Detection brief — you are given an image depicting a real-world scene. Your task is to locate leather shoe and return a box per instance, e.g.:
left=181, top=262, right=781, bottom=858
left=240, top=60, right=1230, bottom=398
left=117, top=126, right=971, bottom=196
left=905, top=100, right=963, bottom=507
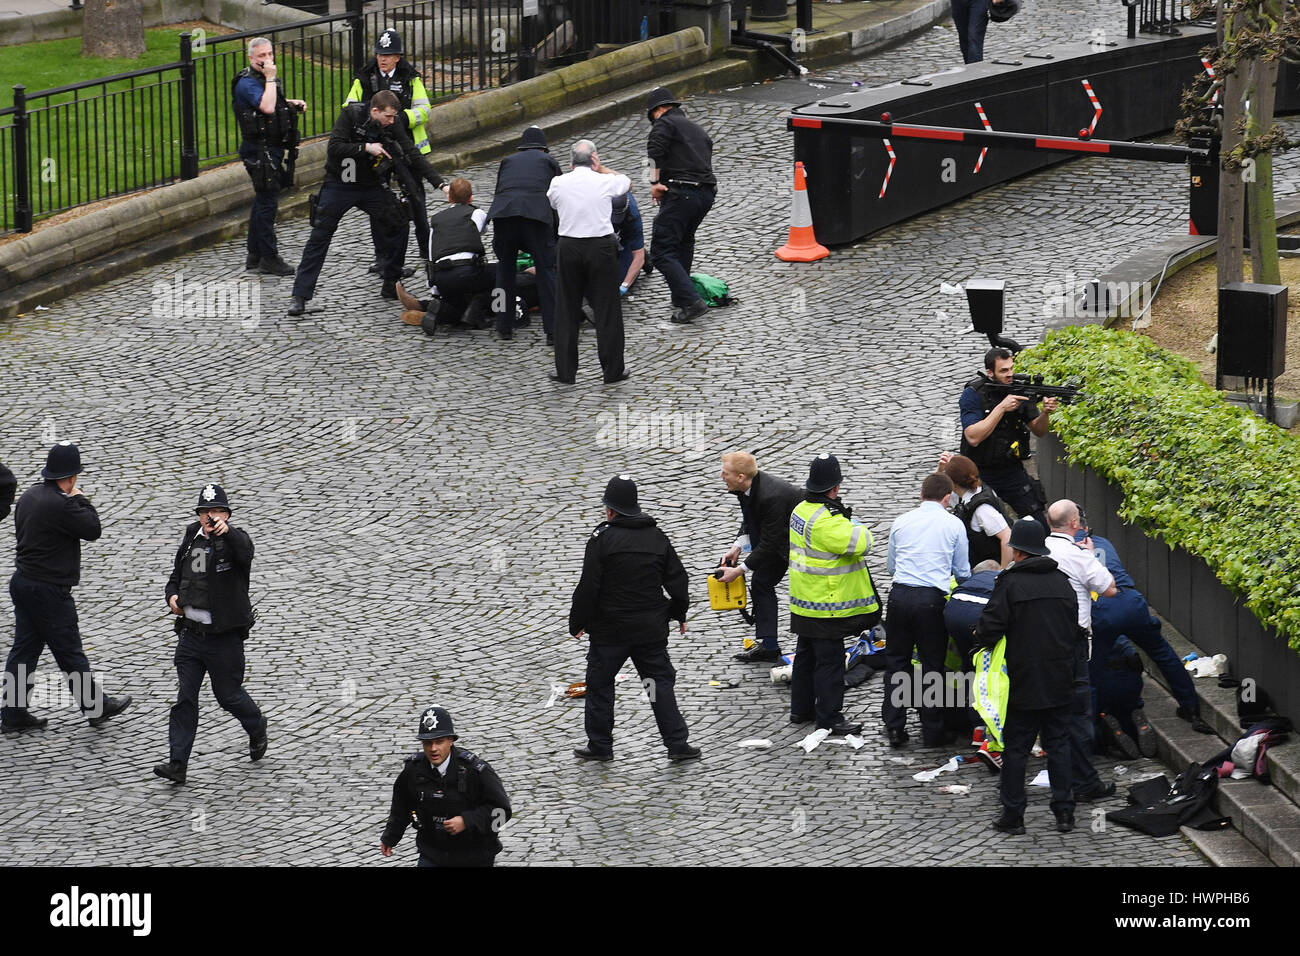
left=244, top=251, right=260, bottom=270
left=828, top=720, right=862, bottom=737
left=88, top=695, right=131, bottom=728
left=498, top=328, right=514, bottom=340
left=573, top=746, right=613, bottom=762
left=1055, top=809, right=1075, bottom=832
left=1076, top=781, right=1116, bottom=802
left=679, top=298, right=709, bottom=322
left=259, top=255, right=295, bottom=276
left=400, top=266, right=416, bottom=279
left=401, top=309, right=426, bottom=326
left=395, top=281, right=422, bottom=311
left=287, top=296, right=306, bottom=316
left=1, top=710, right=48, bottom=733
left=381, top=279, right=398, bottom=300
left=734, top=647, right=781, bottom=664
left=667, top=745, right=702, bottom=761
left=790, top=712, right=814, bottom=725
left=367, top=259, right=383, bottom=274
left=249, top=720, right=268, bottom=761
left=419, top=314, right=439, bottom=337
left=669, top=308, right=694, bottom=324
left=603, top=371, right=631, bottom=385
left=1177, top=706, right=1215, bottom=734
left=887, top=728, right=908, bottom=749
left=153, top=761, right=186, bottom=785
left=991, top=811, right=1026, bottom=835
left=548, top=373, right=575, bottom=385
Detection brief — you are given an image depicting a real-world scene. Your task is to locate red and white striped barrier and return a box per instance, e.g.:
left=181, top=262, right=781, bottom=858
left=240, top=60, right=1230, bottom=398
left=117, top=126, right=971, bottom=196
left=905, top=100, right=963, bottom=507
left=879, top=138, right=896, bottom=197
left=973, top=101, right=992, bottom=174
left=1081, top=79, right=1102, bottom=137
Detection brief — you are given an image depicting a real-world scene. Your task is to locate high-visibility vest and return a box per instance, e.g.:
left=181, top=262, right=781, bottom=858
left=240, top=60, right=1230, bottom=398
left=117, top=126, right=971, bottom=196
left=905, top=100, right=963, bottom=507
left=788, top=500, right=880, bottom=619
left=974, top=637, right=1009, bottom=750
left=344, top=70, right=432, bottom=155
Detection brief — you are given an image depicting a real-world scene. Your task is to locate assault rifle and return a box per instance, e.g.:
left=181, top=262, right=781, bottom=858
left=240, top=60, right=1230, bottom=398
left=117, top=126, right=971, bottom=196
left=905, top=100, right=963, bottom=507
left=985, top=373, right=1084, bottom=405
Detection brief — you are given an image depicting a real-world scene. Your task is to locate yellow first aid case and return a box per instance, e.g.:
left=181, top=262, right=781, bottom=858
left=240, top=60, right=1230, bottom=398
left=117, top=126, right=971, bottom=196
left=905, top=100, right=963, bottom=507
left=707, top=572, right=747, bottom=611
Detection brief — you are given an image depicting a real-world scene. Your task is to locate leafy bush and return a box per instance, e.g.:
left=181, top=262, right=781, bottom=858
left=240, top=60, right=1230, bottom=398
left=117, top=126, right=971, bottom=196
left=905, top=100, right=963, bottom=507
left=1018, top=325, right=1300, bottom=653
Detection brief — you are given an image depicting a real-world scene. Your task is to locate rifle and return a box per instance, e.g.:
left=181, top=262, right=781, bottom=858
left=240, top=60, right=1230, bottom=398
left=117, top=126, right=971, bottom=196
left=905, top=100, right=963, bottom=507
left=984, top=373, right=1084, bottom=405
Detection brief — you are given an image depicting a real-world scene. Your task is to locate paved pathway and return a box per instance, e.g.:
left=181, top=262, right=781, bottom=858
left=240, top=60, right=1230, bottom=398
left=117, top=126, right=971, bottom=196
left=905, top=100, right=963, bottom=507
left=0, top=0, right=1275, bottom=865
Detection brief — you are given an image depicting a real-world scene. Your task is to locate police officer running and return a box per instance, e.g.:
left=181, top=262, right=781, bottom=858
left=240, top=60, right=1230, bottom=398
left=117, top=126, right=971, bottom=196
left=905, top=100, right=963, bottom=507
left=153, top=484, right=266, bottom=785
left=233, top=37, right=306, bottom=277
left=287, top=90, right=449, bottom=317
left=645, top=87, right=716, bottom=325
left=1, top=443, right=131, bottom=733
left=568, top=475, right=699, bottom=762
left=344, top=28, right=432, bottom=277
left=381, top=706, right=512, bottom=866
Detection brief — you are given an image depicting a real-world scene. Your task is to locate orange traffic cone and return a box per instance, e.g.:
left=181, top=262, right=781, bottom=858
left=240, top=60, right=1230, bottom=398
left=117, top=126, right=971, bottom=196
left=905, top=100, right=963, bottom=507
left=775, top=161, right=829, bottom=262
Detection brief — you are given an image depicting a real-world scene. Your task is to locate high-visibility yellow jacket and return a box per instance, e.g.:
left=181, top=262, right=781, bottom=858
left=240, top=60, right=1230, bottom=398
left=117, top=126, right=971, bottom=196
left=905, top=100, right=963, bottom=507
left=344, top=60, right=432, bottom=154
left=788, top=500, right=880, bottom=619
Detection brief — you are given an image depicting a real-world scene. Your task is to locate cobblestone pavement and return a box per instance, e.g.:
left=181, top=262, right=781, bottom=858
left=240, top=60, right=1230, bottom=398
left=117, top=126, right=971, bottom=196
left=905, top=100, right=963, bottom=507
left=0, top=1, right=1279, bottom=866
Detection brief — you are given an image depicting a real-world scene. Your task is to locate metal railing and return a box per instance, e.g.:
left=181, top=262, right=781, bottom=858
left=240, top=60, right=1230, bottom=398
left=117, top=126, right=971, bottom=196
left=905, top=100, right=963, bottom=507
left=1136, top=0, right=1205, bottom=36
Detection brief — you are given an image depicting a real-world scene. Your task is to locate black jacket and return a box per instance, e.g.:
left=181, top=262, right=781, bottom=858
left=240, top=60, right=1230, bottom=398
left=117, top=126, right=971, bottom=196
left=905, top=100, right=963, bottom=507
left=486, top=148, right=562, bottom=225
left=13, top=481, right=101, bottom=587
left=734, top=470, right=800, bottom=578
left=382, top=746, right=512, bottom=866
left=164, top=521, right=255, bottom=634
left=646, top=106, right=716, bottom=187
left=972, top=555, right=1081, bottom=710
left=0, top=462, right=15, bottom=521
left=324, top=103, right=445, bottom=190
left=569, top=513, right=689, bottom=644
left=353, top=57, right=421, bottom=111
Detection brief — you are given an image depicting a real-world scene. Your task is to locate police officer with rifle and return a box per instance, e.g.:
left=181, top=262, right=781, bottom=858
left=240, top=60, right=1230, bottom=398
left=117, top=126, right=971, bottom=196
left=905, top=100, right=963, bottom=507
left=287, top=90, right=449, bottom=317
left=233, top=37, right=306, bottom=277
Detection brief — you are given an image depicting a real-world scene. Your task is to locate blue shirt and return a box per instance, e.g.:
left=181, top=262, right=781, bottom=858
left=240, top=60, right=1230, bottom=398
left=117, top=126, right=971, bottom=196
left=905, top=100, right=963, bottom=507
left=887, top=500, right=971, bottom=590
left=234, top=74, right=267, bottom=113
left=959, top=385, right=1039, bottom=433
left=1071, top=531, right=1136, bottom=590
left=615, top=194, right=644, bottom=276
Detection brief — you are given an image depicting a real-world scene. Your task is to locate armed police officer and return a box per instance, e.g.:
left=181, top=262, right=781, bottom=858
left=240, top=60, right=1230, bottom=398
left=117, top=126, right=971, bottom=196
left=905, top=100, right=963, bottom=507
left=381, top=706, right=512, bottom=867
left=645, top=86, right=716, bottom=325
left=287, top=90, right=448, bottom=317
left=153, top=484, right=266, bottom=786
left=233, top=37, right=306, bottom=277
left=959, top=347, right=1059, bottom=526
left=344, top=28, right=432, bottom=277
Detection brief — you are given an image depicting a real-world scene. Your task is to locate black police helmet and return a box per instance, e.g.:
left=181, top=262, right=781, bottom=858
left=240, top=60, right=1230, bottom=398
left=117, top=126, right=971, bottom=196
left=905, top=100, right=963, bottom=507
left=375, top=29, right=403, bottom=56
left=195, top=483, right=232, bottom=514
left=518, top=125, right=548, bottom=151
left=602, top=474, right=641, bottom=517
left=1008, top=518, right=1050, bottom=557
left=987, top=0, right=1021, bottom=23
left=41, top=442, right=83, bottom=480
left=646, top=86, right=680, bottom=121
left=416, top=705, right=457, bottom=740
left=805, top=453, right=842, bottom=493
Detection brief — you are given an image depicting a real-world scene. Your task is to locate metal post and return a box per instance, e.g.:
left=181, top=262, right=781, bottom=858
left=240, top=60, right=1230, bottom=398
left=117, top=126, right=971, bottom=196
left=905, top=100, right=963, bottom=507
left=1128, top=2, right=1136, bottom=38
left=347, top=0, right=366, bottom=76
left=797, top=0, right=813, bottom=32
left=179, top=33, right=199, bottom=180
left=68, top=0, right=81, bottom=8
left=477, top=0, right=488, bottom=90
left=13, top=85, right=32, bottom=232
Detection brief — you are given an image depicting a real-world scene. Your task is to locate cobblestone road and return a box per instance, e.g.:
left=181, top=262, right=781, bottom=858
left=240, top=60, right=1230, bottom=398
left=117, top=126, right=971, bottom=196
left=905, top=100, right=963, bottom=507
left=0, top=1, right=1276, bottom=866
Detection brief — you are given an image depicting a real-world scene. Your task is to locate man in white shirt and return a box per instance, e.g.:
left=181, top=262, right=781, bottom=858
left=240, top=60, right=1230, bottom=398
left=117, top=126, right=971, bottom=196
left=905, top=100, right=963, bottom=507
left=546, top=139, right=631, bottom=385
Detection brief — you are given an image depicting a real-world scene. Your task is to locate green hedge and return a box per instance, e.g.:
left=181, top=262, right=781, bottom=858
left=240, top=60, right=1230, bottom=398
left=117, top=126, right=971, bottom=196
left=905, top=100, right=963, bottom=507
left=1018, top=325, right=1300, bottom=653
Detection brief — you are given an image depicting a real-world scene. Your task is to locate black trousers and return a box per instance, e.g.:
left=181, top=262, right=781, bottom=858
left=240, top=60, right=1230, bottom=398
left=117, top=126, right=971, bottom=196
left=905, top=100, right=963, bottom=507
left=168, top=624, right=264, bottom=764
left=374, top=180, right=427, bottom=261
left=292, top=182, right=406, bottom=301
left=1066, top=640, right=1103, bottom=792
left=554, top=235, right=625, bottom=382
left=3, top=573, right=101, bottom=719
left=240, top=143, right=283, bottom=261
left=583, top=640, right=689, bottom=753
left=790, top=635, right=846, bottom=729
left=1000, top=705, right=1074, bottom=815
left=880, top=583, right=949, bottom=740
left=429, top=260, right=495, bottom=319
left=981, top=464, right=1046, bottom=527
left=650, top=185, right=714, bottom=308
left=492, top=216, right=557, bottom=335
left=750, top=566, right=783, bottom=651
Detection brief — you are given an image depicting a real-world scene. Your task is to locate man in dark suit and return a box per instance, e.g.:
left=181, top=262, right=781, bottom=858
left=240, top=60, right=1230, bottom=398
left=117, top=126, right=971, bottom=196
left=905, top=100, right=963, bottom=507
left=715, top=451, right=802, bottom=664
left=0, top=460, right=15, bottom=521
left=486, top=126, right=561, bottom=342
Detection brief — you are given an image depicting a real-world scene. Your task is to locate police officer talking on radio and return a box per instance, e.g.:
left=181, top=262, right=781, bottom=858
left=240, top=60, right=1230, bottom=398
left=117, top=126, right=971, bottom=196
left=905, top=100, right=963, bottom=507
left=959, top=347, right=1058, bottom=527
left=233, top=37, right=306, bottom=277
left=380, top=706, right=512, bottom=867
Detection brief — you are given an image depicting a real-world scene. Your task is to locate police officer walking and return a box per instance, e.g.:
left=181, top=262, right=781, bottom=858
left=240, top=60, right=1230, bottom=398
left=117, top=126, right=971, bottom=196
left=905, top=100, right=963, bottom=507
left=233, top=37, right=306, bottom=276
left=1, top=443, right=131, bottom=733
left=787, top=454, right=881, bottom=737
left=153, top=484, right=266, bottom=785
left=287, top=90, right=449, bottom=317
left=568, top=475, right=699, bottom=761
left=344, top=28, right=432, bottom=277
left=645, top=87, right=716, bottom=325
left=486, top=126, right=562, bottom=342
left=380, top=706, right=512, bottom=866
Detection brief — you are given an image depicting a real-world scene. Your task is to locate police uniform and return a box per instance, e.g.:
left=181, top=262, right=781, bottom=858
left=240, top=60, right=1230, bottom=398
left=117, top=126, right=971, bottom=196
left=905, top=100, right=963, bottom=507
left=154, top=485, right=265, bottom=784
left=343, top=30, right=434, bottom=273
left=381, top=707, right=512, bottom=867
left=232, top=63, right=301, bottom=274
left=951, top=484, right=1013, bottom=568
left=788, top=454, right=881, bottom=735
left=288, top=103, right=447, bottom=314
left=426, top=201, right=495, bottom=328
left=2, top=443, right=131, bottom=732
left=959, top=372, right=1045, bottom=523
left=568, top=476, right=697, bottom=760
left=645, top=87, right=716, bottom=323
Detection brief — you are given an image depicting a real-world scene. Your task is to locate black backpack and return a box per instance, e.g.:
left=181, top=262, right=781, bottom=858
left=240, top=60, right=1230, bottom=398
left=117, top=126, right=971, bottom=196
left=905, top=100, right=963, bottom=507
left=1106, top=762, right=1230, bottom=837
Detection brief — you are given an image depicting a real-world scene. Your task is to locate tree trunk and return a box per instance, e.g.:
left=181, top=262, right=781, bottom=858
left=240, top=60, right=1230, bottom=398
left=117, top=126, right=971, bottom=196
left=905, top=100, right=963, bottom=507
left=81, top=0, right=145, bottom=60
left=1246, top=56, right=1281, bottom=285
left=1217, top=64, right=1247, bottom=285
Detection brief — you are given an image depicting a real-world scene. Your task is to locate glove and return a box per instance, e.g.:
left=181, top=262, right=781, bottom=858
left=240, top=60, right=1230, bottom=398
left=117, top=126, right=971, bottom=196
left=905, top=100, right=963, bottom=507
left=619, top=284, right=628, bottom=296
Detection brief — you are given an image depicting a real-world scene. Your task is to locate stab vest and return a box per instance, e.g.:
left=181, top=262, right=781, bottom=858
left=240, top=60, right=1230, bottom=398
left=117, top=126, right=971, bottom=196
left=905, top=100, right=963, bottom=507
left=232, top=68, right=297, bottom=148
left=959, top=374, right=1032, bottom=470
left=952, top=485, right=1011, bottom=567
left=428, top=204, right=485, bottom=262
left=788, top=500, right=880, bottom=620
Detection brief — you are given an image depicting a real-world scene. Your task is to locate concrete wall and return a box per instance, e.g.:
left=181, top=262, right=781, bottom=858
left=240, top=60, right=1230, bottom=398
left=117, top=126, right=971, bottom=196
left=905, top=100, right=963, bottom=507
left=0, top=0, right=316, bottom=47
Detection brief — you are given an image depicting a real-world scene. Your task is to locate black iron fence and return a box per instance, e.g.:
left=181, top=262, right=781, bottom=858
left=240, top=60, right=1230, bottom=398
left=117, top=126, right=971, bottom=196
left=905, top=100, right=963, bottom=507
left=1135, top=0, right=1204, bottom=36
left=2, top=0, right=686, bottom=237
